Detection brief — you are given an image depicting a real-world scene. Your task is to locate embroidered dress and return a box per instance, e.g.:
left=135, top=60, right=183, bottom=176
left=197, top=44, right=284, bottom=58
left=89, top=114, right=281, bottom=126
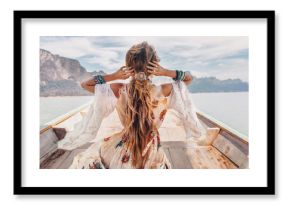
left=58, top=81, right=210, bottom=169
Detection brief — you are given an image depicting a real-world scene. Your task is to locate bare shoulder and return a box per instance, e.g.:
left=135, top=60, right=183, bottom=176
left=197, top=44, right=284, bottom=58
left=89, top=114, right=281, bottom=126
left=160, top=83, right=173, bottom=97
left=110, top=83, right=125, bottom=98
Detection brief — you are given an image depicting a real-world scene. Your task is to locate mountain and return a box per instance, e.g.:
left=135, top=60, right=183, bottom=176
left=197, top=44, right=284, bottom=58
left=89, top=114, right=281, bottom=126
left=40, top=49, right=105, bottom=96
left=187, top=76, right=248, bottom=93
left=40, top=49, right=92, bottom=82
left=89, top=70, right=106, bottom=76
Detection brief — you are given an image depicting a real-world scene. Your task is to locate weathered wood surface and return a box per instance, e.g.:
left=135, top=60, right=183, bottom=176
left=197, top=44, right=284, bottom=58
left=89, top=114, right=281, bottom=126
left=197, top=112, right=248, bottom=153
left=41, top=143, right=92, bottom=169
left=40, top=128, right=59, bottom=165
left=161, top=141, right=237, bottom=169
left=212, top=135, right=248, bottom=168
left=40, top=109, right=247, bottom=169
left=41, top=141, right=237, bottom=169
left=197, top=112, right=249, bottom=168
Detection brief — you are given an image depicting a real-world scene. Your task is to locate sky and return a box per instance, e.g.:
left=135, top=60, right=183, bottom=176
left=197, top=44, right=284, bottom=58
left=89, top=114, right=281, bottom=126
left=40, top=36, right=249, bottom=82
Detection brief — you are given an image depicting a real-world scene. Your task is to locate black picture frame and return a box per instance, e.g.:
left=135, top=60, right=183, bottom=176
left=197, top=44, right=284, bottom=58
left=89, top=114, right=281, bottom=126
left=14, top=10, right=275, bottom=195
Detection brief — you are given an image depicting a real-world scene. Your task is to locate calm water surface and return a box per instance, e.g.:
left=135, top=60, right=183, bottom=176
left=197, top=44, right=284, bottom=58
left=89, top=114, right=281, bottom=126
left=191, top=92, right=248, bottom=135
left=40, top=92, right=248, bottom=136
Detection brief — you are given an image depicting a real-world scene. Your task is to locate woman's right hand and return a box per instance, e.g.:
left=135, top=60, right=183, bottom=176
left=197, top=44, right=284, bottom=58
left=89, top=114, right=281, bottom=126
left=112, top=66, right=134, bottom=80
left=146, top=61, right=167, bottom=76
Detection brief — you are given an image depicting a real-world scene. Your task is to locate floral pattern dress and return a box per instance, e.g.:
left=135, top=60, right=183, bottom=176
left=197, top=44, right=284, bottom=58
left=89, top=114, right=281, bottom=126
left=69, top=84, right=172, bottom=169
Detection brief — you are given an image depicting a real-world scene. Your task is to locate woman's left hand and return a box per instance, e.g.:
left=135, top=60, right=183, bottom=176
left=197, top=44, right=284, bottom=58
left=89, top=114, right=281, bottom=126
left=147, top=61, right=167, bottom=76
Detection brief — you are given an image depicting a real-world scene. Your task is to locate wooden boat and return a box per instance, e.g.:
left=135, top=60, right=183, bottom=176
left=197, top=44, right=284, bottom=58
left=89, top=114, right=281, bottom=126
left=40, top=103, right=249, bottom=169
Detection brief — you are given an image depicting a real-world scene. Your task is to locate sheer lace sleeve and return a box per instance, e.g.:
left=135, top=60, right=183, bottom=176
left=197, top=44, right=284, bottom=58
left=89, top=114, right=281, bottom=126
left=168, top=81, right=206, bottom=140
left=57, top=84, right=118, bottom=150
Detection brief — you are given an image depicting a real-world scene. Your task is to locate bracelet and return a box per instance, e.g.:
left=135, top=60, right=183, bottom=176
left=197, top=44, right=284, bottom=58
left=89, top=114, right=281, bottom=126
left=180, top=71, right=186, bottom=81
left=173, top=70, right=179, bottom=81
left=94, top=75, right=106, bottom=84
left=173, top=70, right=185, bottom=81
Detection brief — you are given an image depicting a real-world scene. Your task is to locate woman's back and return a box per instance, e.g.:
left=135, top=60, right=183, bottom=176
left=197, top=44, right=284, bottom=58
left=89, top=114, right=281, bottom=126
left=93, top=83, right=172, bottom=169
left=115, top=84, right=171, bottom=130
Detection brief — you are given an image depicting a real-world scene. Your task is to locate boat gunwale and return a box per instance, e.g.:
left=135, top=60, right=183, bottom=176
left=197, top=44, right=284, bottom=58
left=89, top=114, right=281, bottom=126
left=40, top=101, right=91, bottom=134
left=196, top=112, right=249, bottom=144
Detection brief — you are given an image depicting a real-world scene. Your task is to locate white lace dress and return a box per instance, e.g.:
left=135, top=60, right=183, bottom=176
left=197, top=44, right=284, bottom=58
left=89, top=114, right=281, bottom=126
left=58, top=81, right=207, bottom=169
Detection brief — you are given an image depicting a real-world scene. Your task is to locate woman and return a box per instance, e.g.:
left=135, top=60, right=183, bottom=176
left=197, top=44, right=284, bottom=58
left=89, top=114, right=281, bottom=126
left=58, top=41, right=219, bottom=169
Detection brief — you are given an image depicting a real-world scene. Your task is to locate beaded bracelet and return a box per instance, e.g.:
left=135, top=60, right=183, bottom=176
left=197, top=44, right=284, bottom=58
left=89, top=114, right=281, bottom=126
left=180, top=71, right=186, bottom=81
left=94, top=75, right=106, bottom=84
left=173, top=70, right=185, bottom=81
left=173, top=70, right=180, bottom=81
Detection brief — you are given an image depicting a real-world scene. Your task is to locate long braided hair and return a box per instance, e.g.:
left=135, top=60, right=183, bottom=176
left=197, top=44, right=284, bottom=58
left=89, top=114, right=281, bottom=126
left=123, top=41, right=160, bottom=168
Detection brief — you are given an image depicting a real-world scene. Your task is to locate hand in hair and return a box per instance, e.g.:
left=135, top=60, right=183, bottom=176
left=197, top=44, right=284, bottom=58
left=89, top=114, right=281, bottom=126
left=113, top=66, right=135, bottom=80
left=81, top=66, right=134, bottom=94
left=146, top=61, right=167, bottom=76
left=147, top=61, right=193, bottom=86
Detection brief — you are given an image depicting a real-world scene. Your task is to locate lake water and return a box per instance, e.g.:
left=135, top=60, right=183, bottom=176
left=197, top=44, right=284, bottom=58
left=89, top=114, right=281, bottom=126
left=40, top=96, right=93, bottom=126
left=191, top=92, right=248, bottom=135
left=40, top=92, right=248, bottom=136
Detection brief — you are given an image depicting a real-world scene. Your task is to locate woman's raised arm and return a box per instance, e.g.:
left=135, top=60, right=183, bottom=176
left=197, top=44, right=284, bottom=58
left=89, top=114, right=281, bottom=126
left=146, top=61, right=193, bottom=96
left=81, top=66, right=134, bottom=95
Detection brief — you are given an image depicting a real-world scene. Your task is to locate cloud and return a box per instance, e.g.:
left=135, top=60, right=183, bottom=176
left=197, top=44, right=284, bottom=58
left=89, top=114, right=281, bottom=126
left=40, top=36, right=248, bottom=81
left=40, top=36, right=97, bottom=58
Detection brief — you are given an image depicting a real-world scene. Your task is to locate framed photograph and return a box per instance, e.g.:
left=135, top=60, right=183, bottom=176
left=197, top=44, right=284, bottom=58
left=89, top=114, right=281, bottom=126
left=14, top=10, right=275, bottom=195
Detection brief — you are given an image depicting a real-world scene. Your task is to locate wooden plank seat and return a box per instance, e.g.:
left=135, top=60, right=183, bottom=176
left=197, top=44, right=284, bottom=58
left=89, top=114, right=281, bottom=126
left=161, top=141, right=237, bottom=169
left=41, top=141, right=237, bottom=169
